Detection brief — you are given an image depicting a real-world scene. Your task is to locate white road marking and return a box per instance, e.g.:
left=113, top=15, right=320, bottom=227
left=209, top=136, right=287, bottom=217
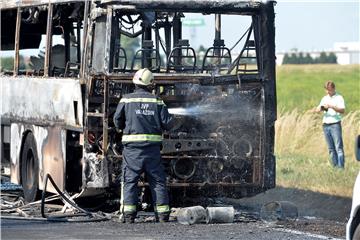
left=273, top=227, right=345, bottom=240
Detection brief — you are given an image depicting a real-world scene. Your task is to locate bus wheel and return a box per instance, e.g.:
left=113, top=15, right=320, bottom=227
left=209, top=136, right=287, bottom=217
left=21, top=132, right=40, bottom=202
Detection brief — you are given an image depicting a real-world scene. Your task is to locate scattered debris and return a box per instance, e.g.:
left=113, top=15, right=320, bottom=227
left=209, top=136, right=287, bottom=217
left=0, top=175, right=110, bottom=223
left=206, top=206, right=235, bottom=224
left=176, top=206, right=236, bottom=225
left=260, top=201, right=298, bottom=222
left=177, top=206, right=207, bottom=225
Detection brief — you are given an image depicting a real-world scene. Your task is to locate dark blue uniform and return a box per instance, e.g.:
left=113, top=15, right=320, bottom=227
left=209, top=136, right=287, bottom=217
left=113, top=87, right=173, bottom=220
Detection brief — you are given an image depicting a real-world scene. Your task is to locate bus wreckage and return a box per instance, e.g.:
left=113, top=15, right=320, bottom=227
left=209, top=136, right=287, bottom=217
left=1, top=0, right=277, bottom=206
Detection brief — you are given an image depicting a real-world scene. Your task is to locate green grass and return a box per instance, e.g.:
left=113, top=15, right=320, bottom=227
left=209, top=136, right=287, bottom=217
left=275, top=64, right=360, bottom=197
left=276, top=154, right=358, bottom=197
left=276, top=64, right=360, bottom=113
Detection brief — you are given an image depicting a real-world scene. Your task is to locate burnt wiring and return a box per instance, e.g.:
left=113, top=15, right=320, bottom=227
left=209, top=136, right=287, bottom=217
left=119, top=14, right=144, bottom=38
left=229, top=25, right=251, bottom=52
left=0, top=175, right=111, bottom=222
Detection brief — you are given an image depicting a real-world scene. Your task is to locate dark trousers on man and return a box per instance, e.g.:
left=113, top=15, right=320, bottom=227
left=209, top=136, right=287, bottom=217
left=120, top=144, right=169, bottom=222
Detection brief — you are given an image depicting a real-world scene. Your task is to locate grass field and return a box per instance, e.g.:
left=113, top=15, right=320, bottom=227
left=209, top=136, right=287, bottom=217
left=276, top=64, right=360, bottom=113
left=275, top=64, right=360, bottom=197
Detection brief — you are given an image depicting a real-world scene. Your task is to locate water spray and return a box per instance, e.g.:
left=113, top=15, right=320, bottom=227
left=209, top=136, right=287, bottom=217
left=168, top=104, right=223, bottom=116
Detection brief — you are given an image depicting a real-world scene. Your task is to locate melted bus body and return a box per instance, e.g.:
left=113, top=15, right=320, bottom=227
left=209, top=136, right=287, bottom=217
left=1, top=0, right=276, bottom=205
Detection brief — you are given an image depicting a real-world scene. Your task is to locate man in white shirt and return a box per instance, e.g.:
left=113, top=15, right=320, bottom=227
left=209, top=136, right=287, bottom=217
left=314, top=81, right=345, bottom=169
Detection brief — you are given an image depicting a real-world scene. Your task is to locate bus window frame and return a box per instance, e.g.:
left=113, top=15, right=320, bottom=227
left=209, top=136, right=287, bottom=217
left=44, top=3, right=53, bottom=77
left=11, top=4, right=51, bottom=77
left=13, top=7, right=21, bottom=76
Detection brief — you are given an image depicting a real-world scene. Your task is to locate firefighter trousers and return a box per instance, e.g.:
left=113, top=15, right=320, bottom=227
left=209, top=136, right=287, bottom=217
left=121, top=144, right=169, bottom=214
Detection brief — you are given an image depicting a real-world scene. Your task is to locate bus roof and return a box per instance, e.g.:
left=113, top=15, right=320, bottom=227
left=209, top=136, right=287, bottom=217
left=102, top=0, right=266, bottom=13
left=1, top=0, right=271, bottom=12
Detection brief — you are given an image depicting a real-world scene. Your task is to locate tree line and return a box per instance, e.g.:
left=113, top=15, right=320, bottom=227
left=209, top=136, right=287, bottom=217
left=282, top=52, right=337, bottom=64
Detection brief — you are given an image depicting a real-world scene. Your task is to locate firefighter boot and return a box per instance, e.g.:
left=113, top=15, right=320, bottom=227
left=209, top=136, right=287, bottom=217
left=119, top=212, right=136, bottom=223
left=155, top=211, right=170, bottom=223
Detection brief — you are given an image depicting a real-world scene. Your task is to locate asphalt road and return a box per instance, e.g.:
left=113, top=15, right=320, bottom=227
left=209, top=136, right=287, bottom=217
left=0, top=179, right=347, bottom=240
left=1, top=218, right=344, bottom=240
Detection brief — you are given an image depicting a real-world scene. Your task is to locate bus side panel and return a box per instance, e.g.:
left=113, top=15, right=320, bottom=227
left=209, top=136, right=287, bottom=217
left=10, top=124, right=66, bottom=193
left=10, top=124, right=24, bottom=184
left=35, top=126, right=66, bottom=193
left=1, top=76, right=84, bottom=128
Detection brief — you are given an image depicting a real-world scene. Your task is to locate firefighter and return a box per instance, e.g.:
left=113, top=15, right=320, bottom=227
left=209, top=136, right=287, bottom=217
left=113, top=68, right=174, bottom=223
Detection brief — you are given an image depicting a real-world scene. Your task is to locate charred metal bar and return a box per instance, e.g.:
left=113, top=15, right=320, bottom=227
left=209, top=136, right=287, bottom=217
left=80, top=0, right=90, bottom=79
left=161, top=139, right=215, bottom=154
left=138, top=182, right=257, bottom=187
left=102, top=75, right=109, bottom=155
left=77, top=21, right=81, bottom=65
left=214, top=14, right=221, bottom=57
left=101, top=0, right=261, bottom=13
left=64, top=22, right=71, bottom=67
left=13, top=7, right=21, bottom=76
left=143, top=26, right=152, bottom=68
left=164, top=17, right=172, bottom=58
left=259, top=1, right=276, bottom=189
left=44, top=3, right=54, bottom=77
left=112, top=16, right=120, bottom=70
left=154, top=17, right=160, bottom=68
left=99, top=72, right=259, bottom=85
left=104, top=6, right=113, bottom=74
left=172, top=14, right=182, bottom=65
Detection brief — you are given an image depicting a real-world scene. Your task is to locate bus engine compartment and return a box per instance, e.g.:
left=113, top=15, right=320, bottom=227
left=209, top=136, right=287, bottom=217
left=81, top=0, right=276, bottom=205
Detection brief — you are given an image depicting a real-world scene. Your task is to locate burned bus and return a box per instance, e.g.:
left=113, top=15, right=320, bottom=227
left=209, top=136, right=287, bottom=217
left=1, top=0, right=276, bottom=205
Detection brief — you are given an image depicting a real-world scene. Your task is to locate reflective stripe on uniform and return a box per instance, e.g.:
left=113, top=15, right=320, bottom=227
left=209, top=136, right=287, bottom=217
left=123, top=204, right=137, bottom=213
left=155, top=205, right=170, bottom=213
left=122, top=134, right=162, bottom=142
left=120, top=98, right=165, bottom=105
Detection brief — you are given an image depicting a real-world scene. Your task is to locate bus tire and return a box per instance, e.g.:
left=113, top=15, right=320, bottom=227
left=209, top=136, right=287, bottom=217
left=21, top=132, right=40, bottom=202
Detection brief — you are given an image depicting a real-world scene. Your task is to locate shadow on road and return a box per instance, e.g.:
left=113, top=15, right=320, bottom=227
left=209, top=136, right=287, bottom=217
left=229, top=186, right=352, bottom=222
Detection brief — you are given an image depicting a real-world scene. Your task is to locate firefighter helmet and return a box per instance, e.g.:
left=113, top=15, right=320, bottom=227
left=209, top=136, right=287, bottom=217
left=132, top=68, right=154, bottom=86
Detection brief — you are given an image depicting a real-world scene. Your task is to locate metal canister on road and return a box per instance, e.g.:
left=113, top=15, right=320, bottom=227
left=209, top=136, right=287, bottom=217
left=206, top=206, right=235, bottom=224
left=260, top=201, right=298, bottom=222
left=177, top=206, right=207, bottom=225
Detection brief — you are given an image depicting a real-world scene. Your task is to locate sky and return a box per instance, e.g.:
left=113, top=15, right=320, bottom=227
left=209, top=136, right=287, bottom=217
left=275, top=0, right=359, bottom=52
left=181, top=0, right=360, bottom=53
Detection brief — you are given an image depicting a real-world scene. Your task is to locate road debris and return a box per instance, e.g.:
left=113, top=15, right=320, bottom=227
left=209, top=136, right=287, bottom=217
left=206, top=206, right=235, bottom=223
left=176, top=206, right=236, bottom=225
left=177, top=206, right=207, bottom=225
left=1, top=175, right=110, bottom=222
left=260, top=201, right=298, bottom=222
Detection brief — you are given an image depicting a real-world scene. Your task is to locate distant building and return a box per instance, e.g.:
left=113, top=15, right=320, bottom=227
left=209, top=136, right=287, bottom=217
left=333, top=42, right=360, bottom=65
left=276, top=42, right=360, bottom=65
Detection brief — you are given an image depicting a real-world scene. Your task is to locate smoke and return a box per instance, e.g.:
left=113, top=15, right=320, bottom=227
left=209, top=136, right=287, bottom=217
left=168, top=93, right=258, bottom=123
left=168, top=104, right=224, bottom=116
left=165, top=84, right=263, bottom=184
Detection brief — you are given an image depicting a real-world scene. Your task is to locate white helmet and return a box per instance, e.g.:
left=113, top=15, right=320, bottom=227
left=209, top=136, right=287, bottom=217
left=132, top=68, right=154, bottom=86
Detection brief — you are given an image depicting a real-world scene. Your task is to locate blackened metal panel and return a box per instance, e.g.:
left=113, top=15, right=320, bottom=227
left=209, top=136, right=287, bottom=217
left=259, top=1, right=276, bottom=189
left=91, top=16, right=107, bottom=74
left=102, top=0, right=262, bottom=13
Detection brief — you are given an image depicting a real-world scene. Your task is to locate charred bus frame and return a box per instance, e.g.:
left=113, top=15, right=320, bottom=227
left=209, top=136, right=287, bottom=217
left=1, top=0, right=276, bottom=205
